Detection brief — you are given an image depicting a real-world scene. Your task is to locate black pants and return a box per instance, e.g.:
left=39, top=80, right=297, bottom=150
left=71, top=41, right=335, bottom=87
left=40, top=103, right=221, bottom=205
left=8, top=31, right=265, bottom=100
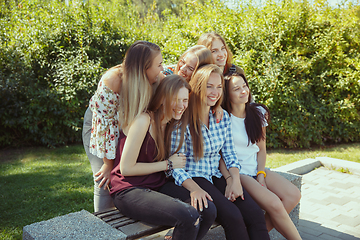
left=162, top=177, right=269, bottom=240
left=213, top=176, right=270, bottom=240
left=112, top=181, right=216, bottom=240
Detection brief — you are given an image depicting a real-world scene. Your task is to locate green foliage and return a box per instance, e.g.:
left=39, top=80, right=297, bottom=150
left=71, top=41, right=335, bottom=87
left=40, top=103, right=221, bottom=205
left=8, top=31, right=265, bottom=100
left=1, top=0, right=359, bottom=148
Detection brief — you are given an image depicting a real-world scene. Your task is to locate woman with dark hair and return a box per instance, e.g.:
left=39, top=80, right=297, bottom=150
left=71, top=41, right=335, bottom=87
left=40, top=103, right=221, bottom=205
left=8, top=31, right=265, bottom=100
left=169, top=64, right=269, bottom=240
left=82, top=41, right=164, bottom=212
left=110, top=75, right=216, bottom=240
left=221, top=72, right=302, bottom=240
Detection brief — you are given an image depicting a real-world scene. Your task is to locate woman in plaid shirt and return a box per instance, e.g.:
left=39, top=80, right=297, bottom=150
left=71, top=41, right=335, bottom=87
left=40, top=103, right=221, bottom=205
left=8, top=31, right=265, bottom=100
left=167, top=64, right=269, bottom=240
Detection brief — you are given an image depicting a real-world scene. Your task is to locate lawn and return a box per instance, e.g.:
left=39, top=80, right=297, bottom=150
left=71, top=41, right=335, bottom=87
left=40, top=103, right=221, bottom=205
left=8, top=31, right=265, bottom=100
left=0, top=143, right=359, bottom=239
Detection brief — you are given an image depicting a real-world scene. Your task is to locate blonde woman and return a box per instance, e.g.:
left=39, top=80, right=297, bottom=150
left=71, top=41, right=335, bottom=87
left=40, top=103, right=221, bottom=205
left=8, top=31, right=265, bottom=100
left=169, top=65, right=269, bottom=240
left=163, top=45, right=224, bottom=123
left=82, top=41, right=164, bottom=211
left=197, top=32, right=245, bottom=76
left=110, top=75, right=216, bottom=240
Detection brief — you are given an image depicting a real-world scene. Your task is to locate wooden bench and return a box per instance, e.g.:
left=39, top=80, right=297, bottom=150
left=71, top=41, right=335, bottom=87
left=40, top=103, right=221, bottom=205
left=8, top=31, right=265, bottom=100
left=93, top=207, right=172, bottom=239
left=93, top=207, right=221, bottom=240
left=93, top=171, right=302, bottom=240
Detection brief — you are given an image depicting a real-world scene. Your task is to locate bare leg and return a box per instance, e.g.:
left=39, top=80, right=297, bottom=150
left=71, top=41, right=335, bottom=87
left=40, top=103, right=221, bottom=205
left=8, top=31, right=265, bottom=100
left=240, top=174, right=301, bottom=240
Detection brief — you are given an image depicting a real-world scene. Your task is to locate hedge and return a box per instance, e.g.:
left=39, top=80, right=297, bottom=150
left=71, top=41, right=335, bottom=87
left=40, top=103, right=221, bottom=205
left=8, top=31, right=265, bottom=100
left=1, top=0, right=359, bottom=148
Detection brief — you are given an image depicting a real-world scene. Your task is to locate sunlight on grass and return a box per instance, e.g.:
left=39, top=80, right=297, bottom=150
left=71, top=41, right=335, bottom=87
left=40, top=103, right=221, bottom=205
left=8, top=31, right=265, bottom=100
left=0, top=143, right=359, bottom=239
left=0, top=145, right=93, bottom=240
left=266, top=143, right=360, bottom=168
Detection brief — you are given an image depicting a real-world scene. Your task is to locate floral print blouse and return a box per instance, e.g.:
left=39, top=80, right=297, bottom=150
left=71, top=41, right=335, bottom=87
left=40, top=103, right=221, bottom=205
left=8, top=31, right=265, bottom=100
left=89, top=79, right=120, bottom=160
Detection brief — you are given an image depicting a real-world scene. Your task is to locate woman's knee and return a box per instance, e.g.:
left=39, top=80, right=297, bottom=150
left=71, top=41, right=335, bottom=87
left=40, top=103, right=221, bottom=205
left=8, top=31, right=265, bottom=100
left=265, top=197, right=286, bottom=216
left=201, top=201, right=217, bottom=222
left=173, top=199, right=200, bottom=226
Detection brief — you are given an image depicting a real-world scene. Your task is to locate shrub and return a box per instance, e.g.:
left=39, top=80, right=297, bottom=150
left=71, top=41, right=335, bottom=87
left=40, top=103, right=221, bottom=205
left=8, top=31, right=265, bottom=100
left=1, top=0, right=359, bottom=148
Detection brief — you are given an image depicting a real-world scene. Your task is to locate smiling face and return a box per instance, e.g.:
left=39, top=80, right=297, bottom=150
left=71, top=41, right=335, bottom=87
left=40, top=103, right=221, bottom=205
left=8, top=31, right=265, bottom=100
left=177, top=53, right=198, bottom=82
left=210, top=39, right=227, bottom=68
left=228, top=75, right=249, bottom=107
left=170, top=86, right=189, bottom=120
left=206, top=72, right=223, bottom=107
left=146, top=52, right=164, bottom=85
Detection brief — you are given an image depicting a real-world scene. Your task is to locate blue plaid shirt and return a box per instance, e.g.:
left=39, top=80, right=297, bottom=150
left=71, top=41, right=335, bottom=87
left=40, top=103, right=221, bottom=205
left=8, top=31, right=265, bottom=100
left=170, top=110, right=240, bottom=186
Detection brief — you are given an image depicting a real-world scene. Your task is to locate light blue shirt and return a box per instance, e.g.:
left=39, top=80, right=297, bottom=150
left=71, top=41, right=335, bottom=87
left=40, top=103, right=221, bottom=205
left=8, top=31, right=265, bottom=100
left=170, top=110, right=240, bottom=186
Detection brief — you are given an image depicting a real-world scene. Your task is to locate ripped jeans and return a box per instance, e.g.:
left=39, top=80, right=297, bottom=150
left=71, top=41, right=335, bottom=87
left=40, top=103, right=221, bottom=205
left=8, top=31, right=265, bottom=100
left=112, top=182, right=216, bottom=240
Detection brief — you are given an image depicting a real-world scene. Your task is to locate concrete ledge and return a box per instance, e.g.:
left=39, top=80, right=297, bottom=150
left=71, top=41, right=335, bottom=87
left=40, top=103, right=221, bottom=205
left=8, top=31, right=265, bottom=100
left=316, top=157, right=360, bottom=175
left=23, top=209, right=126, bottom=240
left=275, top=158, right=322, bottom=175
left=275, top=157, right=360, bottom=176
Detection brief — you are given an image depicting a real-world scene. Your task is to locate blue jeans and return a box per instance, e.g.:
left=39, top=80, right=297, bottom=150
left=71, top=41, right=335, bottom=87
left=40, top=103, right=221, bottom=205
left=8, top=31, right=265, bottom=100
left=112, top=182, right=216, bottom=240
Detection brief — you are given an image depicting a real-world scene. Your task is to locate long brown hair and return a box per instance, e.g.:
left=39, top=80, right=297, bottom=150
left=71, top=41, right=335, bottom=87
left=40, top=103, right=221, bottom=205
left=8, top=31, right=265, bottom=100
left=148, top=75, right=191, bottom=161
left=175, top=45, right=213, bottom=81
left=118, top=41, right=161, bottom=129
left=197, top=32, right=233, bottom=74
left=188, top=64, right=224, bottom=160
left=222, top=72, right=270, bottom=145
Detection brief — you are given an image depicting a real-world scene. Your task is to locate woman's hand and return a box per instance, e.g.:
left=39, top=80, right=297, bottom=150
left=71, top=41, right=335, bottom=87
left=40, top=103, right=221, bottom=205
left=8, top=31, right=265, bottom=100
left=190, top=188, right=213, bottom=212
left=168, top=153, right=186, bottom=169
left=226, top=177, right=244, bottom=202
left=256, top=174, right=268, bottom=189
left=213, top=106, right=224, bottom=123
left=95, top=161, right=112, bottom=190
left=224, top=177, right=235, bottom=201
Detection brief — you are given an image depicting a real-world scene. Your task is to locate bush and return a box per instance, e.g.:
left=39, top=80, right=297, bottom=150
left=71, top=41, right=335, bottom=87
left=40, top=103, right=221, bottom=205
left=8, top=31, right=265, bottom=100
left=1, top=0, right=359, bottom=148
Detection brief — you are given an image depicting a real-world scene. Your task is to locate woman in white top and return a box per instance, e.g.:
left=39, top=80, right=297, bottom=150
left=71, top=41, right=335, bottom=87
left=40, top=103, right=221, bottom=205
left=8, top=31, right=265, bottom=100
left=220, top=72, right=302, bottom=240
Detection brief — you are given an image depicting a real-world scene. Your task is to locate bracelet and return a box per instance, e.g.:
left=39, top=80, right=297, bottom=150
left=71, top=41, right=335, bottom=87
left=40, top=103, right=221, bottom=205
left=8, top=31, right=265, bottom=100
left=256, top=170, right=266, bottom=178
left=165, top=159, right=173, bottom=178
left=225, top=176, right=232, bottom=181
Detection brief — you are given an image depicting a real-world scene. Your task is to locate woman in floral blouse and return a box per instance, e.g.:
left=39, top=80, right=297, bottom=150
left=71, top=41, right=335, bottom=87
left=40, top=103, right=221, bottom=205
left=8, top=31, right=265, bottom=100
left=82, top=41, right=164, bottom=211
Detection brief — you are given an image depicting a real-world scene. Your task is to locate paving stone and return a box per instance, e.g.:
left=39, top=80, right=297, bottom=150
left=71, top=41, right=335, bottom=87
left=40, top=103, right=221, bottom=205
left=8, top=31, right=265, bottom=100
left=311, top=208, right=341, bottom=220
left=319, top=186, right=341, bottom=194
left=299, top=219, right=321, bottom=228
left=299, top=230, right=321, bottom=240
left=299, top=212, right=319, bottom=221
left=331, top=215, right=360, bottom=227
left=336, top=225, right=360, bottom=238
left=343, top=202, right=360, bottom=212
left=297, top=225, right=322, bottom=237
left=308, top=197, right=332, bottom=206
left=322, top=196, right=353, bottom=206
left=336, top=233, right=360, bottom=240
left=318, top=233, right=342, bottom=240
left=329, top=182, right=354, bottom=190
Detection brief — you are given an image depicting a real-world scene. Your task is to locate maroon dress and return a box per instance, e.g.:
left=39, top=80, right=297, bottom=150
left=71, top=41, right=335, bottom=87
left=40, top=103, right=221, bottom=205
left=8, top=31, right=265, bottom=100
left=109, top=130, right=167, bottom=196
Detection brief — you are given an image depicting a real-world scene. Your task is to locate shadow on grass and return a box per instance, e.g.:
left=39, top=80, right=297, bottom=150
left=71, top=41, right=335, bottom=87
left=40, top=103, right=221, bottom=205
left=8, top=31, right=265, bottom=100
left=0, top=155, right=93, bottom=240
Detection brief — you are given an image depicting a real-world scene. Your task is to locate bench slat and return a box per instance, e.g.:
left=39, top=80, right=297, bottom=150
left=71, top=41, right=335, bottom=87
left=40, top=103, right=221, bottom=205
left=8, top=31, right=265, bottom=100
left=94, top=208, right=171, bottom=240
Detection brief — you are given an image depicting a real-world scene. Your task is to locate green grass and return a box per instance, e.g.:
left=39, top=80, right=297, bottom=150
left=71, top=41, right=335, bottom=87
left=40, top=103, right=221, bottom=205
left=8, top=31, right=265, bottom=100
left=266, top=143, right=360, bottom=168
left=0, top=143, right=359, bottom=239
left=0, top=145, right=93, bottom=240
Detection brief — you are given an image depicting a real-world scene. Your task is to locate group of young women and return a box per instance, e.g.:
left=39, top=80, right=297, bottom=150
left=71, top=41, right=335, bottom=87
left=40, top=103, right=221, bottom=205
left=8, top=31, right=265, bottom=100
left=82, top=33, right=302, bottom=240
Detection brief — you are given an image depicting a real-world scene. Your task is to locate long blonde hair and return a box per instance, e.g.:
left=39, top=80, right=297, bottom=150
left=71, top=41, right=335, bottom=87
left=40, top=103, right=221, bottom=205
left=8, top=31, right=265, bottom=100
left=188, top=64, right=224, bottom=160
left=175, top=45, right=213, bottom=81
left=148, top=75, right=191, bottom=161
left=197, top=32, right=233, bottom=73
left=119, top=41, right=161, bottom=129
